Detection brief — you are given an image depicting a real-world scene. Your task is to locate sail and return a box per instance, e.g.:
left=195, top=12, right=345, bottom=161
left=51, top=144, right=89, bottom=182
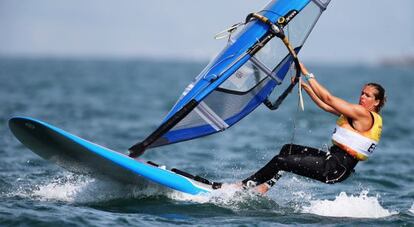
left=130, top=0, right=331, bottom=154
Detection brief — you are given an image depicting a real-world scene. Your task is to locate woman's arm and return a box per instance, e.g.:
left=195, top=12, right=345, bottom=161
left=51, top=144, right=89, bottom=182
left=301, top=80, right=340, bottom=116
left=300, top=63, right=369, bottom=121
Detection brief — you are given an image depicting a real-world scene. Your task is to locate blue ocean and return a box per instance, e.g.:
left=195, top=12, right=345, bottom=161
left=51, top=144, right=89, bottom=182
left=1, top=57, right=413, bottom=226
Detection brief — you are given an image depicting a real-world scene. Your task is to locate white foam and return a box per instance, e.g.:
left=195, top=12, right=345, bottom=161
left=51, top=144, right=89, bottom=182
left=30, top=174, right=135, bottom=203
left=11, top=172, right=219, bottom=203
left=32, top=176, right=92, bottom=202
left=302, top=191, right=397, bottom=218
left=25, top=173, right=170, bottom=203
left=409, top=203, right=414, bottom=214
left=169, top=184, right=239, bottom=203
left=168, top=183, right=264, bottom=209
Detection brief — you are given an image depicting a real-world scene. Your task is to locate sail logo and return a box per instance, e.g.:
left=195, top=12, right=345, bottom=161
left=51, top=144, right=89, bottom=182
left=235, top=71, right=244, bottom=79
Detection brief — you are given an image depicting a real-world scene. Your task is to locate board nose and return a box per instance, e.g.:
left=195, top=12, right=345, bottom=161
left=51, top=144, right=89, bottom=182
left=9, top=117, right=37, bottom=137
left=9, top=117, right=24, bottom=131
left=10, top=116, right=26, bottom=128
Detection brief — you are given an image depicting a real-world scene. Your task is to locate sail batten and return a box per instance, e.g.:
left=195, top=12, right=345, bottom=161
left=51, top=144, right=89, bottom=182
left=195, top=102, right=229, bottom=131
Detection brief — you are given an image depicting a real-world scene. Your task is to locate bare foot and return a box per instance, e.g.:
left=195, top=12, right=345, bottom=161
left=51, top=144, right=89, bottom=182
left=220, top=182, right=270, bottom=195
left=254, top=184, right=270, bottom=195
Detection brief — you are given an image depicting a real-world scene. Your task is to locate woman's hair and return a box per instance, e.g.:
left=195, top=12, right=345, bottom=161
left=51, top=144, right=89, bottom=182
left=366, top=82, right=386, bottom=112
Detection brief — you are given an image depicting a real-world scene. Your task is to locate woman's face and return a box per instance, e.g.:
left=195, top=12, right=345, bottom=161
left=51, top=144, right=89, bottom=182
left=359, top=85, right=380, bottom=112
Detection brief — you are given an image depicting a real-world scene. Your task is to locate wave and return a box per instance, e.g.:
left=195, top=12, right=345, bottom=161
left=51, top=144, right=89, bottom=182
left=168, top=184, right=274, bottom=209
left=7, top=172, right=405, bottom=218
left=301, top=190, right=397, bottom=218
left=8, top=173, right=171, bottom=203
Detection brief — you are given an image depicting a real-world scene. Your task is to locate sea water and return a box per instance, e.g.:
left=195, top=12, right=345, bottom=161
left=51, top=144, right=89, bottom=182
left=1, top=57, right=413, bottom=226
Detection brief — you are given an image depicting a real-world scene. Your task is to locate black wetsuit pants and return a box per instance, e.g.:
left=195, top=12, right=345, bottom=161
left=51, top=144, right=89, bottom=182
left=242, top=144, right=359, bottom=186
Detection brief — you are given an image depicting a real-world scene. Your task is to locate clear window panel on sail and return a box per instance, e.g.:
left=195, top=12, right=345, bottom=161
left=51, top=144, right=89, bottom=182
left=218, top=60, right=266, bottom=93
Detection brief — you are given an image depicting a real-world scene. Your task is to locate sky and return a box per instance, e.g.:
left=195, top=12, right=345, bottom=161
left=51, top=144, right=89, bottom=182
left=0, top=0, right=413, bottom=64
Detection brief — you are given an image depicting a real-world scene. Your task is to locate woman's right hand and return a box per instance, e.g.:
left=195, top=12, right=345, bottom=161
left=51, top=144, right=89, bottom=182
left=291, top=76, right=309, bottom=89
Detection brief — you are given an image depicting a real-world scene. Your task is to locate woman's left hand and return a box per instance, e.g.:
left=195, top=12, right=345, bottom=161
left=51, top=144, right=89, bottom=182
left=299, top=62, right=310, bottom=75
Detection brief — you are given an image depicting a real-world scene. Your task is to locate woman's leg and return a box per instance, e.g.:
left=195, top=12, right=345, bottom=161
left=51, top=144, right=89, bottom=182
left=278, top=145, right=354, bottom=183
left=242, top=144, right=344, bottom=186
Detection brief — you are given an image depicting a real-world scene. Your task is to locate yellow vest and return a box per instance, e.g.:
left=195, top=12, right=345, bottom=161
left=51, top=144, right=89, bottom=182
left=332, top=112, right=382, bottom=161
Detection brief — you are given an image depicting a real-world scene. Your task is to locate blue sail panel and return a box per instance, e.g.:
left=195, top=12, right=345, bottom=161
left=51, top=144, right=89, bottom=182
left=141, top=0, right=331, bottom=149
left=161, top=80, right=277, bottom=144
left=163, top=0, right=311, bottom=121
left=150, top=53, right=296, bottom=147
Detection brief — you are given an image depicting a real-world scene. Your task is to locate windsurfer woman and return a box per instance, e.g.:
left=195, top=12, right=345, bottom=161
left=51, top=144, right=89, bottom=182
left=241, top=63, right=386, bottom=193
